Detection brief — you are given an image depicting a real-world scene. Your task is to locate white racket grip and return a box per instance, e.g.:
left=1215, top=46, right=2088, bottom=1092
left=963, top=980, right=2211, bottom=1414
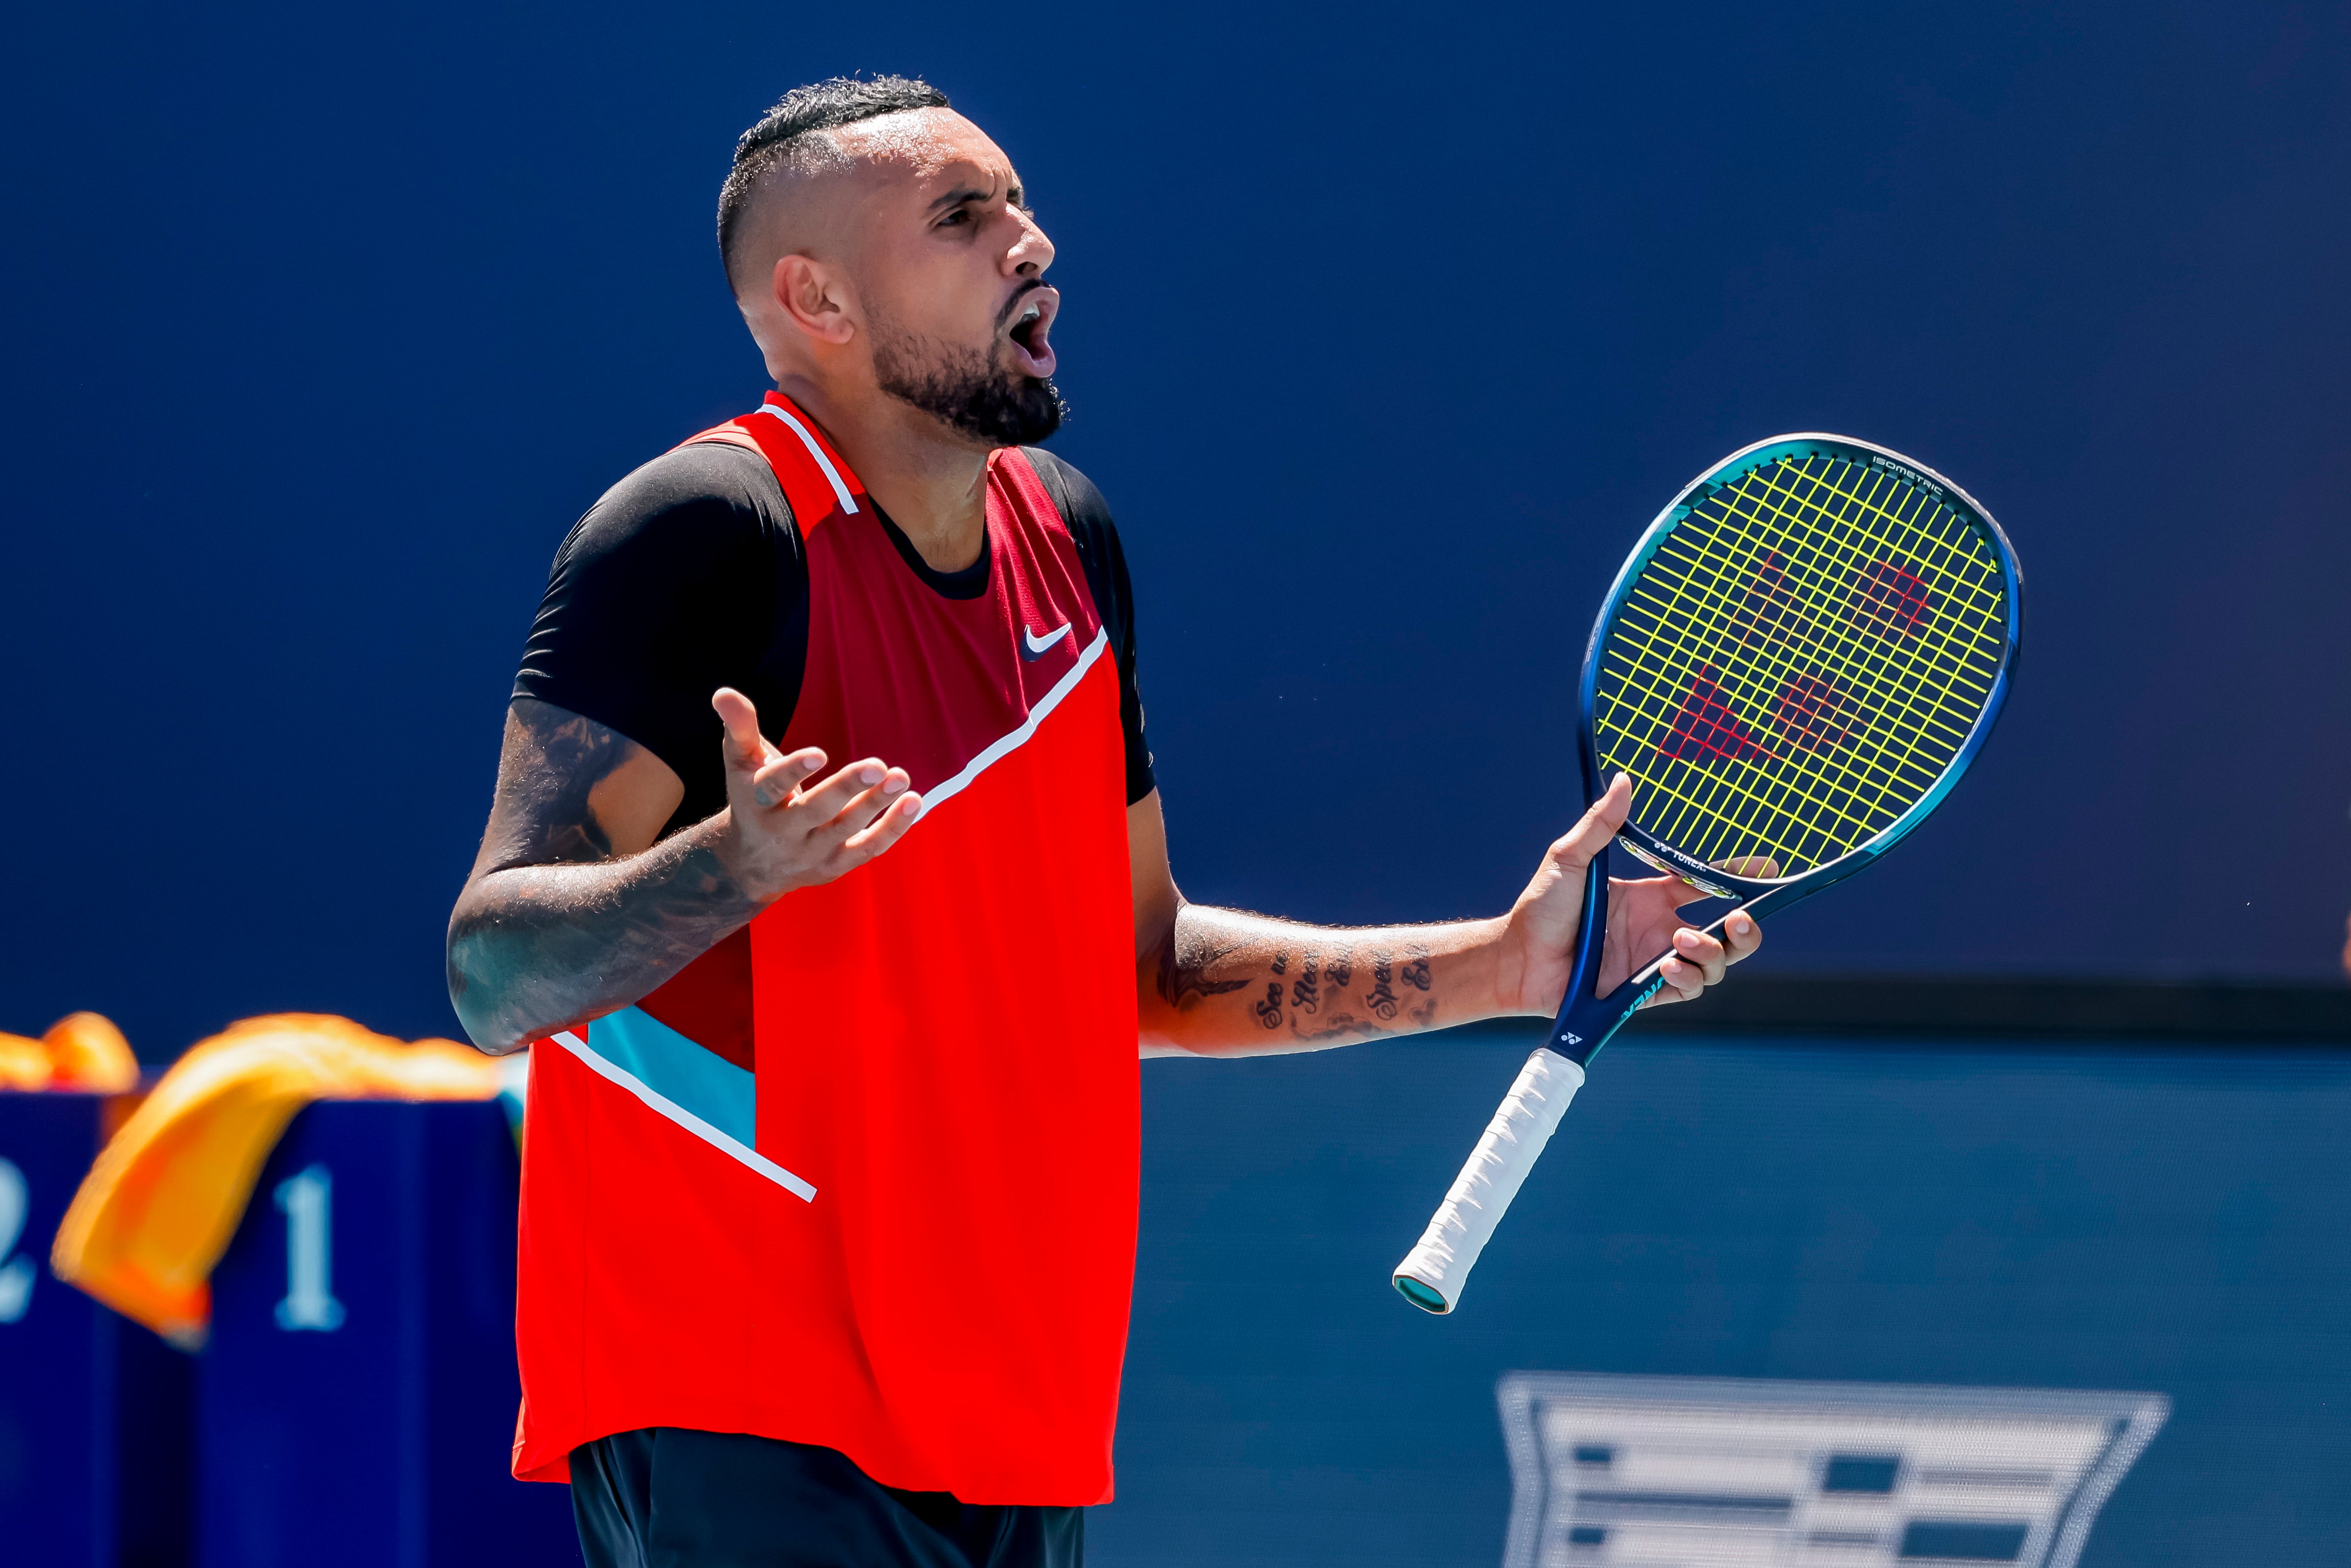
left=1393, top=1047, right=1586, bottom=1314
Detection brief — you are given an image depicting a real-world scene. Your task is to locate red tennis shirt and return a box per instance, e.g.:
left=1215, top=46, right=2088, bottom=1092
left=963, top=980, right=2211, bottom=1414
left=510, top=394, right=1141, bottom=1505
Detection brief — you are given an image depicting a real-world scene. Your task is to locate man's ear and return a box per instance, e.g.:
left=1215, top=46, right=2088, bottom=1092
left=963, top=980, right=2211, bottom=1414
left=773, top=254, right=855, bottom=346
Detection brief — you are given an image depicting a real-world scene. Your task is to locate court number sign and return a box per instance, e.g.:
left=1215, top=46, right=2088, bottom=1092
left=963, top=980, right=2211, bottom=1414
left=273, top=1164, right=346, bottom=1332
left=0, top=1158, right=32, bottom=1323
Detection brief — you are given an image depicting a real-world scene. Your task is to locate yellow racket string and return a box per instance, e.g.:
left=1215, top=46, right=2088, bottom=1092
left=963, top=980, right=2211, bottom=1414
left=1604, top=458, right=2003, bottom=868
left=1609, top=466, right=1997, bottom=868
left=1593, top=454, right=2009, bottom=876
left=1742, top=463, right=2001, bottom=802
left=1664, top=465, right=1994, bottom=832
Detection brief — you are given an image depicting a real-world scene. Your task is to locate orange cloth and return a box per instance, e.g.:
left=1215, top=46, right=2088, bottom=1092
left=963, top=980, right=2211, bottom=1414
left=46, top=1012, right=139, bottom=1093
left=0, top=1012, right=139, bottom=1093
left=0, top=1034, right=48, bottom=1090
left=50, top=1013, right=499, bottom=1345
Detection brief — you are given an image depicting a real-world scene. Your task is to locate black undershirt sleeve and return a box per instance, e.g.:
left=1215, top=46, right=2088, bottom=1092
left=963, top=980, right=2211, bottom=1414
left=512, top=442, right=805, bottom=832
left=511, top=439, right=1150, bottom=831
left=1023, top=448, right=1157, bottom=805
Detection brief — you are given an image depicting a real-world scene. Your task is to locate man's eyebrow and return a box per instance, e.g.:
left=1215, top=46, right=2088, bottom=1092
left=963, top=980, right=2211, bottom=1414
left=926, top=184, right=991, bottom=214
left=925, top=176, right=1025, bottom=214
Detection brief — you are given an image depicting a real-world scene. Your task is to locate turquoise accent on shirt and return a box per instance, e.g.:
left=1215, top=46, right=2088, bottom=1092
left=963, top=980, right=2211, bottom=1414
left=586, top=1006, right=755, bottom=1148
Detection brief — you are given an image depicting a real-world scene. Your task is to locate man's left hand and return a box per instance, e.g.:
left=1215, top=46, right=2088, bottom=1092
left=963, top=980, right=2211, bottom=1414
left=1494, top=773, right=1766, bottom=1016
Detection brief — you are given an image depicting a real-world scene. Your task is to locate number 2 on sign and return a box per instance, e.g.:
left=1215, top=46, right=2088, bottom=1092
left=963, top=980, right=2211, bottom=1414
left=0, top=1159, right=34, bottom=1323
left=274, top=1164, right=345, bottom=1331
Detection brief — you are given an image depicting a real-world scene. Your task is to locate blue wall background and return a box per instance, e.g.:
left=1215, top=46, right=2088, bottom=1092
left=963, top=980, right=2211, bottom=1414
left=3, top=1, right=2349, bottom=1053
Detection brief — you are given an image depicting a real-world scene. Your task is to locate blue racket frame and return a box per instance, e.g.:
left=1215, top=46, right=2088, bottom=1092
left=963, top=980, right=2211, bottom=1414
left=1545, top=433, right=2023, bottom=1068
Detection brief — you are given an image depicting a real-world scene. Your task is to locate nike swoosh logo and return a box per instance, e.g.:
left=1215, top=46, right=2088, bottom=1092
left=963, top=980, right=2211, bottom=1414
left=1021, top=622, right=1073, bottom=662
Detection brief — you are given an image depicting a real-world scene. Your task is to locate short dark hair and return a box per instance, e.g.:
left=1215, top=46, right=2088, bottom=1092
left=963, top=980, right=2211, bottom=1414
left=717, top=75, right=951, bottom=294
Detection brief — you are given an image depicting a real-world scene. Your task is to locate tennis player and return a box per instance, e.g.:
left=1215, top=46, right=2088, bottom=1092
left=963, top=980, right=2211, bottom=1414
left=446, top=74, right=1762, bottom=1568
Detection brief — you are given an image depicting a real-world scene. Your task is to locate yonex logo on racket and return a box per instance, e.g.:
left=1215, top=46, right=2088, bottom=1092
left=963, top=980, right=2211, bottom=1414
left=1775, top=675, right=1856, bottom=753
left=1854, top=559, right=1934, bottom=636
left=1598, top=449, right=2011, bottom=879
left=1659, top=665, right=1760, bottom=763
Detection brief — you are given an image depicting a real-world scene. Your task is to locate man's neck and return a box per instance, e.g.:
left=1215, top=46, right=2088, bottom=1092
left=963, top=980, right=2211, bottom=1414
left=776, top=375, right=990, bottom=574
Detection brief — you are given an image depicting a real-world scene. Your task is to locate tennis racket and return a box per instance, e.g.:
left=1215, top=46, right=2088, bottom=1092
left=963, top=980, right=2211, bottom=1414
left=1392, top=433, right=2022, bottom=1314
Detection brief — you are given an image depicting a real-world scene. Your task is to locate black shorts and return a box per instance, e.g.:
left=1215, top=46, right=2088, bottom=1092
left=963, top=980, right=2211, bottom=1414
left=570, top=1428, right=1085, bottom=1568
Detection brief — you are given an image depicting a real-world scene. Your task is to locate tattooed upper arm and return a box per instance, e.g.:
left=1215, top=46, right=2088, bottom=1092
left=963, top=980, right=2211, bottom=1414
left=447, top=700, right=706, bottom=1052
left=470, top=698, right=686, bottom=880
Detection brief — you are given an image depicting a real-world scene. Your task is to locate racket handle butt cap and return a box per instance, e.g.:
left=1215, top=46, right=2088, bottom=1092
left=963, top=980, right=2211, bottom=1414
left=1391, top=1047, right=1586, bottom=1316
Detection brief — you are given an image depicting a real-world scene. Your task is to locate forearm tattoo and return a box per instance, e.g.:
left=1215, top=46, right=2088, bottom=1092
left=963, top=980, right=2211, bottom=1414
left=1154, top=922, right=1255, bottom=1011
left=446, top=704, right=757, bottom=1053
left=1151, top=907, right=1444, bottom=1046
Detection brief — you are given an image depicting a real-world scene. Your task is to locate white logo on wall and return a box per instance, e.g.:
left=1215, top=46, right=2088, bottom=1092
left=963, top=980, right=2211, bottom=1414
left=0, top=1158, right=34, bottom=1323
left=1497, top=1372, right=2167, bottom=1568
left=273, top=1164, right=346, bottom=1331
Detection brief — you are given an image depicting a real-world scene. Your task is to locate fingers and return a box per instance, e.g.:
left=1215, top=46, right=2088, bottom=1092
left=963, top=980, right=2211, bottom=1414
left=841, top=789, right=923, bottom=856
left=749, top=749, right=828, bottom=809
left=815, top=777, right=923, bottom=875
left=1721, top=908, right=1761, bottom=964
left=1653, top=928, right=1723, bottom=1002
left=791, top=759, right=911, bottom=826
left=1546, top=772, right=1633, bottom=875
left=712, top=688, right=784, bottom=774
left=1662, top=854, right=1781, bottom=911
left=821, top=776, right=916, bottom=845
left=716, top=689, right=831, bottom=808
left=1668, top=878, right=1718, bottom=912
left=1646, top=910, right=1761, bottom=1006
left=771, top=758, right=922, bottom=872
left=708, top=694, right=929, bottom=895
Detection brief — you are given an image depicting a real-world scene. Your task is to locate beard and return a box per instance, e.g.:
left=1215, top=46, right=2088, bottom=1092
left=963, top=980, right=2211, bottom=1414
left=869, top=308, right=1067, bottom=448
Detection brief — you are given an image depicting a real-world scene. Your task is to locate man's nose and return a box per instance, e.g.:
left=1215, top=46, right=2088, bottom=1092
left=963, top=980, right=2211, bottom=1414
left=1006, top=210, right=1054, bottom=277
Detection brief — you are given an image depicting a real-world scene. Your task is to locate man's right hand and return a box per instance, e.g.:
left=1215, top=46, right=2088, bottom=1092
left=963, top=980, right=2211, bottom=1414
left=711, top=687, right=923, bottom=904
left=447, top=692, right=925, bottom=1054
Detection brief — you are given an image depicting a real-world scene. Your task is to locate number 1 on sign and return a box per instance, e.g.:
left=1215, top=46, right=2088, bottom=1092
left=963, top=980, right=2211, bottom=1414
left=274, top=1164, right=345, bottom=1331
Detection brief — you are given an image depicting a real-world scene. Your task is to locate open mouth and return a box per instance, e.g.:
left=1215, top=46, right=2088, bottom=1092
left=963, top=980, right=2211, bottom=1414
left=1004, top=288, right=1058, bottom=378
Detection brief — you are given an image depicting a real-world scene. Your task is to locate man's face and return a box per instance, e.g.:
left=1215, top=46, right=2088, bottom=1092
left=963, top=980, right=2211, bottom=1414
left=837, top=110, right=1064, bottom=447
